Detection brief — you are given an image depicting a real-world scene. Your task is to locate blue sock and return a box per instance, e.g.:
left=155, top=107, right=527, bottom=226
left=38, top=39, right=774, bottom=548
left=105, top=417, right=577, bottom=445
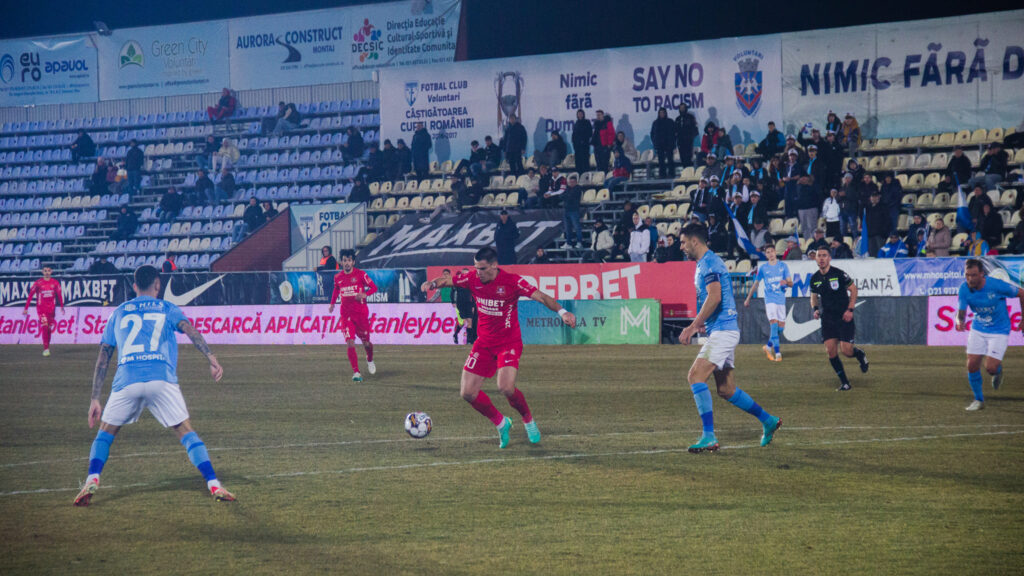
left=690, top=383, right=715, bottom=436
left=728, top=388, right=773, bottom=424
left=88, top=430, right=115, bottom=475
left=968, top=371, right=984, bottom=402
left=180, top=431, right=217, bottom=482
left=770, top=324, right=780, bottom=354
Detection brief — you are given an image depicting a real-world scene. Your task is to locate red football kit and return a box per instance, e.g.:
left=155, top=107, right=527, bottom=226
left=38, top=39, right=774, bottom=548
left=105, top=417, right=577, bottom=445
left=25, top=277, right=63, bottom=350
left=330, top=268, right=378, bottom=341
left=453, top=268, right=537, bottom=378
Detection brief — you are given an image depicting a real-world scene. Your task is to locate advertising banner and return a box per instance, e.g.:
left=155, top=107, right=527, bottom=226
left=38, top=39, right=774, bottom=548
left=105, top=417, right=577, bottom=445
left=288, top=202, right=360, bottom=252
left=519, top=298, right=661, bottom=345
left=0, top=275, right=127, bottom=308
left=426, top=261, right=698, bottom=318
left=760, top=259, right=901, bottom=298
left=358, top=209, right=565, bottom=268
left=96, top=21, right=230, bottom=100
left=781, top=10, right=1024, bottom=137
left=927, top=296, right=1023, bottom=347
left=0, top=35, right=97, bottom=106
left=347, top=0, right=462, bottom=81
left=738, top=296, right=928, bottom=345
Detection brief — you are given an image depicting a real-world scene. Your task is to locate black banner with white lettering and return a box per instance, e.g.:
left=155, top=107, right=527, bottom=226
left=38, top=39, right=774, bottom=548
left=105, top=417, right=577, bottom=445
left=356, top=209, right=566, bottom=268
left=737, top=297, right=927, bottom=345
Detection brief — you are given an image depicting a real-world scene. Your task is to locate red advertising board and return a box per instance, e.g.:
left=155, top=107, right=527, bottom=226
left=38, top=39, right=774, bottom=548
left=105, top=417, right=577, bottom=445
left=427, top=262, right=698, bottom=318
left=927, top=296, right=1023, bottom=346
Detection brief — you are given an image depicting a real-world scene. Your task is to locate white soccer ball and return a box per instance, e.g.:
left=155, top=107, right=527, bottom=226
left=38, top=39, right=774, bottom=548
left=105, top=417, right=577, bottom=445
left=405, top=412, right=432, bottom=439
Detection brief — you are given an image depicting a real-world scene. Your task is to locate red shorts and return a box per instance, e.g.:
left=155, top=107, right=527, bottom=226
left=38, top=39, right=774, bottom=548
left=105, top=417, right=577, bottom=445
left=463, top=340, right=523, bottom=378
left=341, top=310, right=371, bottom=341
left=37, top=311, right=55, bottom=327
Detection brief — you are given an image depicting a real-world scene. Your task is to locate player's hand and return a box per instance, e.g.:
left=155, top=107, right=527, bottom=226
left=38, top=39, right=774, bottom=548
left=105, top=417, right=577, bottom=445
left=88, top=399, right=102, bottom=429
left=743, top=299, right=750, bottom=307
left=357, top=291, right=367, bottom=302
left=328, top=303, right=334, bottom=314
left=813, top=309, right=821, bottom=320
left=678, top=324, right=698, bottom=345
left=955, top=321, right=965, bottom=332
left=420, top=281, right=433, bottom=293
left=560, top=311, right=577, bottom=328
left=209, top=356, right=224, bottom=382
left=842, top=310, right=853, bottom=322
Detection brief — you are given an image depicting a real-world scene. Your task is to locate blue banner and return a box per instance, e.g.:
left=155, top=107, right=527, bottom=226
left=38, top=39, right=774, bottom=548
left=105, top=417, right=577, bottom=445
left=0, top=36, right=97, bottom=106
left=894, top=256, right=1024, bottom=296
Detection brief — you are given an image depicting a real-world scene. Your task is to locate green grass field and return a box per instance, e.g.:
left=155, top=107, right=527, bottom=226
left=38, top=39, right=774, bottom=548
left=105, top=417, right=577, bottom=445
left=1, top=343, right=1023, bottom=575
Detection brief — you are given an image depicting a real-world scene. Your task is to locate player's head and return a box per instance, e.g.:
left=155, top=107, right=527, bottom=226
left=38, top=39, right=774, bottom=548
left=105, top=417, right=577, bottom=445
left=340, top=249, right=356, bottom=272
left=763, top=244, right=777, bottom=262
left=815, top=247, right=832, bottom=270
left=679, top=223, right=708, bottom=259
left=41, top=266, right=52, bottom=278
left=134, top=265, right=161, bottom=296
left=473, top=247, right=499, bottom=283
left=964, top=258, right=986, bottom=289
left=442, top=268, right=451, bottom=278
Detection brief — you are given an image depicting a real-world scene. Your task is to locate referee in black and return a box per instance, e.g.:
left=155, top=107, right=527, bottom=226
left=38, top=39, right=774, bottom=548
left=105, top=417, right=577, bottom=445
left=809, top=249, right=869, bottom=390
left=452, top=267, right=478, bottom=344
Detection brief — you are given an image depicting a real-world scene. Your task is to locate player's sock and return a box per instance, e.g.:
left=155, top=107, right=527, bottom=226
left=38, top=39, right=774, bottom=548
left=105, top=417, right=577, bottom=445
left=967, top=371, right=984, bottom=402
left=346, top=346, right=359, bottom=373
left=364, top=342, right=374, bottom=362
left=468, top=391, right=505, bottom=426
left=87, top=430, right=115, bottom=477
left=853, top=347, right=866, bottom=362
left=829, top=356, right=850, bottom=385
left=690, top=383, right=715, bottom=435
left=770, top=324, right=780, bottom=354
left=41, top=322, right=51, bottom=350
left=505, top=388, right=533, bottom=423
left=180, top=431, right=218, bottom=483
left=727, top=388, right=773, bottom=424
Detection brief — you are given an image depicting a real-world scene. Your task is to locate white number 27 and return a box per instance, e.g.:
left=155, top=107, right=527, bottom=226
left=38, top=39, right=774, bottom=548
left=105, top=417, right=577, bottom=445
left=119, top=313, right=167, bottom=355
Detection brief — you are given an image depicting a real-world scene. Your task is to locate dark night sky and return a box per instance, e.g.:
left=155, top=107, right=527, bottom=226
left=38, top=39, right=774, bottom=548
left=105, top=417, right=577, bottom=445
left=0, top=0, right=1018, bottom=59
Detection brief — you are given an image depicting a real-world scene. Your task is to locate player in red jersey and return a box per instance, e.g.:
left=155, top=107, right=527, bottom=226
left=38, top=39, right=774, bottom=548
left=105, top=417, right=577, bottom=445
left=421, top=247, right=577, bottom=448
left=328, top=250, right=378, bottom=382
left=23, top=266, right=65, bottom=356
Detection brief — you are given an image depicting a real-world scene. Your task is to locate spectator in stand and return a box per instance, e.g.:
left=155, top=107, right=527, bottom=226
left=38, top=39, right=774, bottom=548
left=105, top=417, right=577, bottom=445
left=702, top=152, right=723, bottom=183
left=105, top=159, right=121, bottom=195
left=571, top=109, right=592, bottom=173
left=946, top=145, right=972, bottom=188
left=112, top=205, right=138, bottom=241
left=880, top=172, right=903, bottom=233
left=823, top=187, right=842, bottom=239
left=762, top=157, right=783, bottom=210
left=610, top=223, right=630, bottom=261
left=825, top=111, right=842, bottom=134
left=234, top=197, right=265, bottom=242
left=196, top=134, right=218, bottom=171
left=591, top=110, right=615, bottom=172
left=936, top=173, right=955, bottom=194
left=159, top=187, right=183, bottom=222
left=207, top=88, right=237, bottom=122
left=858, top=172, right=879, bottom=212
left=90, top=158, right=109, bottom=196
left=559, top=175, right=583, bottom=248
left=830, top=237, right=854, bottom=259
left=614, top=131, right=639, bottom=163
left=698, top=121, right=718, bottom=163
left=502, top=114, right=528, bottom=175
left=317, top=246, right=339, bottom=271
left=162, top=253, right=178, bottom=273
left=480, top=135, right=502, bottom=177
left=262, top=201, right=279, bottom=221
left=605, top=148, right=633, bottom=191
left=808, top=228, right=830, bottom=254
left=725, top=169, right=749, bottom=202
left=464, top=140, right=485, bottom=177
left=628, top=212, right=650, bottom=262
left=495, top=210, right=520, bottom=265
left=742, top=190, right=767, bottom=233
left=212, top=138, right=239, bottom=173
left=651, top=107, right=677, bottom=179
left=963, top=231, right=991, bottom=256
left=70, top=129, right=96, bottom=162
left=365, top=146, right=384, bottom=182
left=797, top=125, right=825, bottom=154
left=970, top=142, right=1009, bottom=192
left=967, top=184, right=994, bottom=230
left=675, top=103, right=698, bottom=168
left=519, top=167, right=540, bottom=208
left=689, top=177, right=712, bottom=222
left=797, top=146, right=823, bottom=239
left=782, top=149, right=802, bottom=219
left=273, top=102, right=301, bottom=134
left=926, top=216, right=952, bottom=257
left=978, top=203, right=1004, bottom=249
left=865, top=191, right=890, bottom=256
left=783, top=235, right=802, bottom=261
left=715, top=127, right=733, bottom=160
left=656, top=234, right=684, bottom=263
left=124, top=139, right=144, bottom=195
left=421, top=195, right=459, bottom=223
left=194, top=169, right=216, bottom=205
left=757, top=121, right=785, bottom=160
left=529, top=247, right=551, bottom=264
left=749, top=219, right=770, bottom=252
left=822, top=130, right=845, bottom=189
left=707, top=213, right=730, bottom=255
left=1007, top=207, right=1024, bottom=254
left=543, top=167, right=567, bottom=208
left=342, top=127, right=365, bottom=163
left=720, top=155, right=740, bottom=184
left=540, top=131, right=567, bottom=168
left=381, top=139, right=399, bottom=181
left=348, top=179, right=371, bottom=205
left=590, top=219, right=614, bottom=262
left=395, top=139, right=412, bottom=176
left=89, top=256, right=119, bottom=275
left=840, top=113, right=861, bottom=157
left=907, top=214, right=928, bottom=246
left=645, top=216, right=659, bottom=260
left=216, top=169, right=236, bottom=202
left=411, top=122, right=432, bottom=179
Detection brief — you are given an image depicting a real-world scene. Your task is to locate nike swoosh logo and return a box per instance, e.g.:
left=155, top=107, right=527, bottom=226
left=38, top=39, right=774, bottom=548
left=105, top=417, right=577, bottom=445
left=783, top=301, right=865, bottom=342
left=164, top=275, right=225, bottom=306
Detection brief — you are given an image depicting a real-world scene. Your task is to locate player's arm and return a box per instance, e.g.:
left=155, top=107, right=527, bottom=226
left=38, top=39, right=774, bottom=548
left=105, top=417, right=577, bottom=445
left=844, top=280, right=857, bottom=322
left=22, top=282, right=37, bottom=315
left=810, top=291, right=820, bottom=319
left=743, top=279, right=760, bottom=307
left=88, top=343, right=115, bottom=428
left=177, top=320, right=223, bottom=382
left=680, top=279, right=721, bottom=345
left=421, top=274, right=455, bottom=293
left=56, top=281, right=65, bottom=312
left=360, top=273, right=378, bottom=301
left=530, top=290, right=576, bottom=328
left=328, top=279, right=340, bottom=313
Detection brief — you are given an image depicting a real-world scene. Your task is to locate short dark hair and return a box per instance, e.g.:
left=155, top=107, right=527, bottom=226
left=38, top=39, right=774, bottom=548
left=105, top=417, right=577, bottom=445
left=475, top=246, right=498, bottom=263
left=322, top=245, right=332, bottom=254
left=442, top=268, right=451, bottom=274
left=965, top=258, right=985, bottom=273
left=471, top=140, right=479, bottom=146
left=680, top=223, right=708, bottom=243
left=340, top=249, right=356, bottom=260
left=134, top=265, right=160, bottom=291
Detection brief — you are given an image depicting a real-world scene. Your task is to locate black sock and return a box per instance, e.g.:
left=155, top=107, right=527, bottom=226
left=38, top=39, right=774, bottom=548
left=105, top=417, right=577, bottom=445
left=853, top=347, right=866, bottom=362
left=829, top=356, right=849, bottom=384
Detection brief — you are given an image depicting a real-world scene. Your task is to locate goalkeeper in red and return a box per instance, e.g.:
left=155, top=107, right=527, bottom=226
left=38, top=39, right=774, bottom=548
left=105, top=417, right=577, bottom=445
left=421, top=247, right=577, bottom=448
left=328, top=250, right=378, bottom=382
left=23, top=266, right=64, bottom=356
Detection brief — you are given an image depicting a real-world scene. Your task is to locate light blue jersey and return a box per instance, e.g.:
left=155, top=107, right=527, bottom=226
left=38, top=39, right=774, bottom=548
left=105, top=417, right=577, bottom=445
left=696, top=250, right=739, bottom=334
left=101, top=296, right=189, bottom=392
left=754, top=261, right=791, bottom=306
left=958, top=277, right=1019, bottom=335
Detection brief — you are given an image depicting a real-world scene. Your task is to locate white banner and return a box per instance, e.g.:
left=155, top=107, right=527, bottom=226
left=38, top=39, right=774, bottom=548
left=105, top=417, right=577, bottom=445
left=347, top=0, right=461, bottom=81
left=0, top=35, right=97, bottom=106
left=769, top=260, right=902, bottom=298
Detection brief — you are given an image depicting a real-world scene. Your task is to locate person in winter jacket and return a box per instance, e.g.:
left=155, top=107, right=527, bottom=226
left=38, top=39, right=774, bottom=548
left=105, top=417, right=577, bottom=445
left=591, top=110, right=615, bottom=172
left=541, top=131, right=567, bottom=167
left=675, top=103, right=698, bottom=168
left=926, top=216, right=952, bottom=257
left=212, top=138, right=240, bottom=172
left=590, top=219, right=614, bottom=262
left=946, top=145, right=973, bottom=187
left=495, top=210, right=520, bottom=264
left=698, top=122, right=718, bottom=163
left=411, top=122, right=432, bottom=179
left=628, top=212, right=650, bottom=262
left=825, top=111, right=842, bottom=134
left=651, top=107, right=677, bottom=179
left=503, top=114, right=528, bottom=175
left=822, top=187, right=842, bottom=239
left=865, top=191, right=891, bottom=256
left=757, top=121, right=785, bottom=159
left=615, top=131, right=639, bottom=163
left=969, top=142, right=1009, bottom=192
left=879, top=172, right=904, bottom=233
left=841, top=113, right=861, bottom=157
left=571, top=109, right=592, bottom=173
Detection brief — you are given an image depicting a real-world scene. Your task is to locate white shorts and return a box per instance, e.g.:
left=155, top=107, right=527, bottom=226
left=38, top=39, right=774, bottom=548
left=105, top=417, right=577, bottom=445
left=697, top=330, right=740, bottom=370
left=966, top=330, right=1009, bottom=361
left=764, top=303, right=786, bottom=323
left=101, top=380, right=190, bottom=428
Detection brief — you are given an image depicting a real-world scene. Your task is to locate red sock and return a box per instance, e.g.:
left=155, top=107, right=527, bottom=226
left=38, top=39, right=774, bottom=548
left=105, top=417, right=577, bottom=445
left=468, top=391, right=505, bottom=426
left=41, top=322, right=51, bottom=349
left=506, top=388, right=533, bottom=423
left=346, top=346, right=359, bottom=372
left=364, top=342, right=374, bottom=362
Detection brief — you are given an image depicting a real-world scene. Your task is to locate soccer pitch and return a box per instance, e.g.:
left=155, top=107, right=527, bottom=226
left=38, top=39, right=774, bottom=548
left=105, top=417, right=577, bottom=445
left=1, top=344, right=1022, bottom=575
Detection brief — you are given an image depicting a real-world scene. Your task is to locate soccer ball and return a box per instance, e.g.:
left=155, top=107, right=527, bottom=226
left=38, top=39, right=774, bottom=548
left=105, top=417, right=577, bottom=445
left=405, top=412, right=432, bottom=439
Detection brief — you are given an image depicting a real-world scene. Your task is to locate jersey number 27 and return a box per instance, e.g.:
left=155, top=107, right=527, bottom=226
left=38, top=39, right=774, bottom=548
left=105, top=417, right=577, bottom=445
left=120, top=313, right=166, bottom=355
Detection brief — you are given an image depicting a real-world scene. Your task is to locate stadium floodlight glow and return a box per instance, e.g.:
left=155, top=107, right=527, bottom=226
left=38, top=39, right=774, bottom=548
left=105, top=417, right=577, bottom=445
left=93, top=21, right=111, bottom=36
